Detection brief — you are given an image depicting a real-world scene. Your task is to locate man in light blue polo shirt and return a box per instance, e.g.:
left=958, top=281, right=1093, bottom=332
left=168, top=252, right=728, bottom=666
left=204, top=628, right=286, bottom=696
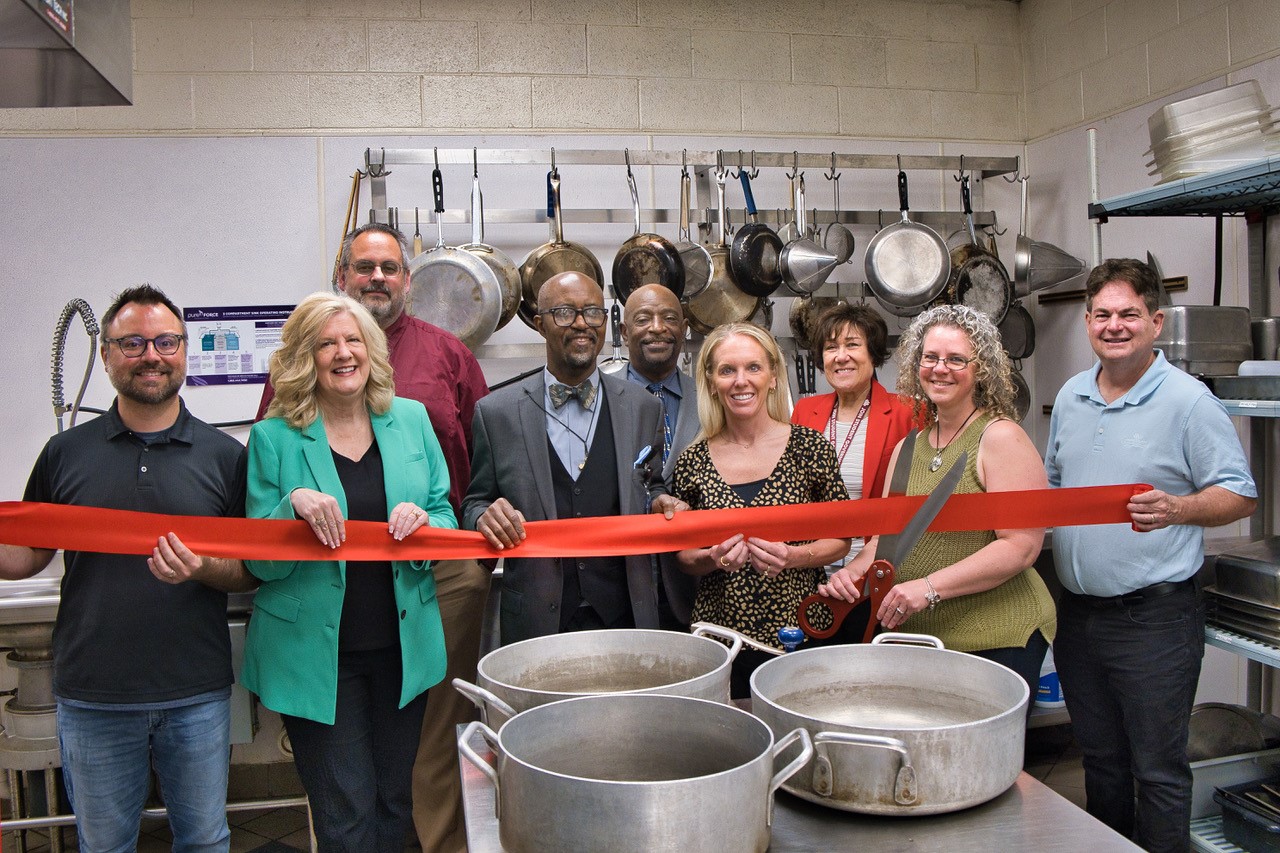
left=1045, top=258, right=1256, bottom=853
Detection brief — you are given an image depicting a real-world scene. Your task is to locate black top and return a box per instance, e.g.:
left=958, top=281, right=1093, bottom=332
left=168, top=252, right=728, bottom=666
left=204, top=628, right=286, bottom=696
left=331, top=439, right=398, bottom=652
left=24, top=400, right=246, bottom=704
left=729, top=477, right=768, bottom=505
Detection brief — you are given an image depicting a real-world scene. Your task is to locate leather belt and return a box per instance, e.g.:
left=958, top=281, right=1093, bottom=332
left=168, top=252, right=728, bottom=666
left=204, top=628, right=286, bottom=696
left=1069, top=577, right=1195, bottom=608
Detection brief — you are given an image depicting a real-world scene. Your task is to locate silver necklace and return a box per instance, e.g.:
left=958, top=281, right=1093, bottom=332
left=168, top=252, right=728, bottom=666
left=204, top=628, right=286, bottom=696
left=929, top=408, right=978, bottom=472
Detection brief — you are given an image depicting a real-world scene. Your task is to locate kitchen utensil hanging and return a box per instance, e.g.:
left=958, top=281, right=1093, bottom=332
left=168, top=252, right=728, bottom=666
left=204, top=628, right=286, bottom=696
left=611, top=149, right=685, bottom=302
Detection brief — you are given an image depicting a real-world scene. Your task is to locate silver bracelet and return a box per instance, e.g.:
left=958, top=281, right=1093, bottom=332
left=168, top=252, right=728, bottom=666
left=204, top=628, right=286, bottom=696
left=924, top=576, right=941, bottom=610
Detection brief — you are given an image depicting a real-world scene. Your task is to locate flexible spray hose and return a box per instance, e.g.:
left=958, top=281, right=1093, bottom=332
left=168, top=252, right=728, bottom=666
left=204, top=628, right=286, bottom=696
left=51, top=299, right=100, bottom=433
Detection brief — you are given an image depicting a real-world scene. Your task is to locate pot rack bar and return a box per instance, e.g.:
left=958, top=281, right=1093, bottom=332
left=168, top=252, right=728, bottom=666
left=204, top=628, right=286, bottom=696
left=363, top=147, right=1019, bottom=231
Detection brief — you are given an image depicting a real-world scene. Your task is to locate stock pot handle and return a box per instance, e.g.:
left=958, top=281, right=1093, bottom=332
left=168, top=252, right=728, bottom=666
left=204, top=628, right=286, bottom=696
left=452, top=677, right=518, bottom=726
left=690, top=622, right=745, bottom=661
left=767, top=728, right=814, bottom=827
left=871, top=632, right=945, bottom=649
left=812, top=731, right=918, bottom=805
left=457, top=721, right=503, bottom=816
left=690, top=622, right=782, bottom=657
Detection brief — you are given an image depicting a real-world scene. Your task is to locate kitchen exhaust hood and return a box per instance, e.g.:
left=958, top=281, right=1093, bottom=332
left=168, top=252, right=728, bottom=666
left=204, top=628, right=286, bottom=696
left=0, top=0, right=132, bottom=108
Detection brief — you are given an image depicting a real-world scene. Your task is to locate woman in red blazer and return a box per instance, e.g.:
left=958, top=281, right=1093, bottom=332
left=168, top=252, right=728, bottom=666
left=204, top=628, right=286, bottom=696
left=791, top=303, right=916, bottom=566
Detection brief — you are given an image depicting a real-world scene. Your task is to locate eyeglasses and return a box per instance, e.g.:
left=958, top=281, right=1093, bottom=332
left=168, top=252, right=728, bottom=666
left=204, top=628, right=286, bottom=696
left=538, top=306, right=608, bottom=328
left=105, top=334, right=187, bottom=358
left=919, top=353, right=975, bottom=371
left=348, top=260, right=403, bottom=277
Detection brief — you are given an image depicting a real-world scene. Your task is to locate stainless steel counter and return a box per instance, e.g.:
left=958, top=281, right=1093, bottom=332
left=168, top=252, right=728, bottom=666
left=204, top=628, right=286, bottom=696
left=459, top=726, right=1141, bottom=852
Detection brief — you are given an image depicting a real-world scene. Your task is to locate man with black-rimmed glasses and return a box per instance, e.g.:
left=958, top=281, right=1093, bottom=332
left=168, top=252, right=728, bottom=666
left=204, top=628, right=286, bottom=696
left=0, top=284, right=255, bottom=853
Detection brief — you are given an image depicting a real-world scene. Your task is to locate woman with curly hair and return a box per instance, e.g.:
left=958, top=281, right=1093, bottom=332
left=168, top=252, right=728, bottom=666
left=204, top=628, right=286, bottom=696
left=244, top=292, right=454, bottom=851
left=818, top=304, right=1054, bottom=693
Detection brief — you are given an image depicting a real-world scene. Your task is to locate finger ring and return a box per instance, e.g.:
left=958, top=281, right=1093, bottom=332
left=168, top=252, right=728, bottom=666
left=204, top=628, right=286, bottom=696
left=719, top=557, right=729, bottom=567
left=165, top=569, right=176, bottom=577
left=895, top=606, right=905, bottom=614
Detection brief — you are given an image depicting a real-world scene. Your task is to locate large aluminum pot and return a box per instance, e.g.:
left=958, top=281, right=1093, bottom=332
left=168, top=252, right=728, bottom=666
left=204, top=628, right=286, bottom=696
left=458, top=694, right=813, bottom=853
left=750, top=633, right=1028, bottom=816
left=454, top=624, right=742, bottom=728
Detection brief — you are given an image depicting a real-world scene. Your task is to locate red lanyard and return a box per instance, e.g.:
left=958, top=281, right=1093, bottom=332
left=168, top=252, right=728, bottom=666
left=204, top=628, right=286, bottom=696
left=826, top=395, right=871, bottom=471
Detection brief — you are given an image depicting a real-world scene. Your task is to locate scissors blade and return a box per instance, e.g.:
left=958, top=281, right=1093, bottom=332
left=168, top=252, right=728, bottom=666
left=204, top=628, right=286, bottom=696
left=886, top=451, right=967, bottom=568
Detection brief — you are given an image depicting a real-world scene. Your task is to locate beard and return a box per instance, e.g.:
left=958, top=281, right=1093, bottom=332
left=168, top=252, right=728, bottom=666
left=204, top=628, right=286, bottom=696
left=110, top=363, right=183, bottom=406
left=353, top=284, right=406, bottom=326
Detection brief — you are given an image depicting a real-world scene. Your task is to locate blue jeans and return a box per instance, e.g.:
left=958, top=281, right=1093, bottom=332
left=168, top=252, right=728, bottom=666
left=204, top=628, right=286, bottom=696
left=1055, top=585, right=1204, bottom=853
left=282, top=646, right=429, bottom=853
left=56, top=697, right=231, bottom=853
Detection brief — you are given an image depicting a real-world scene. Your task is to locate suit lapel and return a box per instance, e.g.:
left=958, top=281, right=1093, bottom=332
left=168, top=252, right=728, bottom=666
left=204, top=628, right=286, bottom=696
left=603, top=374, right=640, bottom=515
left=370, top=406, right=402, bottom=510
left=664, top=370, right=700, bottom=481
left=861, top=382, right=891, bottom=500
left=301, top=417, right=348, bottom=515
left=518, top=376, right=557, bottom=520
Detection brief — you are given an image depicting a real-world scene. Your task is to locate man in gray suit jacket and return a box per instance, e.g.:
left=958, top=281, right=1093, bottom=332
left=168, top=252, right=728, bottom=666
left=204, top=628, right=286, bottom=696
left=462, top=272, right=673, bottom=645
left=620, top=284, right=700, bottom=628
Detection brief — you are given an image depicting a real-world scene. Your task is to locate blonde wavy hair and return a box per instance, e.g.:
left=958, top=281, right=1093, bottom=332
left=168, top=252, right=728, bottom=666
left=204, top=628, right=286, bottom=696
left=694, top=322, right=791, bottom=441
left=894, top=304, right=1016, bottom=422
left=265, top=292, right=395, bottom=429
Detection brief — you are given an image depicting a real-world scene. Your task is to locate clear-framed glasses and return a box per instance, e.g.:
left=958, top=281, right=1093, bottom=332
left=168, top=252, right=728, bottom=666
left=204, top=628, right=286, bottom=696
left=105, top=334, right=187, bottom=358
left=538, top=306, right=608, bottom=328
left=919, top=353, right=975, bottom=371
left=348, top=260, right=403, bottom=277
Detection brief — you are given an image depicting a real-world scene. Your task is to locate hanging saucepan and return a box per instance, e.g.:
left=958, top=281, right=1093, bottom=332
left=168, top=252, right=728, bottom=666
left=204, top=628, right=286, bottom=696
left=730, top=170, right=784, bottom=297
left=1013, top=176, right=1033, bottom=299
left=822, top=159, right=856, bottom=265
left=674, top=165, right=712, bottom=299
left=519, top=167, right=605, bottom=327
left=408, top=165, right=504, bottom=350
left=998, top=301, right=1035, bottom=361
left=781, top=175, right=839, bottom=296
left=864, top=163, right=951, bottom=317
left=1011, top=367, right=1031, bottom=423
left=612, top=150, right=685, bottom=302
left=459, top=155, right=522, bottom=331
left=599, top=303, right=629, bottom=375
left=685, top=166, right=760, bottom=336
left=947, top=175, right=1012, bottom=326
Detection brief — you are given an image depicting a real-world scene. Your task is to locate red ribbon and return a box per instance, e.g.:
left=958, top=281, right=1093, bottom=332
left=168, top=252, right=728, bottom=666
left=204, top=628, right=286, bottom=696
left=0, top=484, right=1144, bottom=562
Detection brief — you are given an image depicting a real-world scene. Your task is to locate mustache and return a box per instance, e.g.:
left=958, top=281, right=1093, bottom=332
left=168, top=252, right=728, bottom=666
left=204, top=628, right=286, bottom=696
left=360, top=284, right=392, bottom=297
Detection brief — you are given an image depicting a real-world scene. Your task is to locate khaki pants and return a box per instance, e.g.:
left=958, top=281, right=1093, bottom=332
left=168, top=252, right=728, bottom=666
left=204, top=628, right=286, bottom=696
left=411, top=558, right=492, bottom=853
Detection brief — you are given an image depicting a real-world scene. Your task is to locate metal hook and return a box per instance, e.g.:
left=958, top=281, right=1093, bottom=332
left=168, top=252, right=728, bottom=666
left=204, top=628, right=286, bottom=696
left=473, top=148, right=479, bottom=179
left=624, top=147, right=634, bottom=177
left=550, top=146, right=558, bottom=178
left=824, top=152, right=840, bottom=182
left=733, top=150, right=745, bottom=179
left=786, top=151, right=800, bottom=180
left=681, top=148, right=689, bottom=177
left=366, top=147, right=389, bottom=178
left=1001, top=156, right=1025, bottom=184
left=896, top=154, right=902, bottom=172
left=877, top=209, right=885, bottom=229
left=953, top=154, right=967, bottom=183
left=432, top=146, right=439, bottom=171
left=715, top=149, right=726, bottom=178
left=748, top=150, right=759, bottom=179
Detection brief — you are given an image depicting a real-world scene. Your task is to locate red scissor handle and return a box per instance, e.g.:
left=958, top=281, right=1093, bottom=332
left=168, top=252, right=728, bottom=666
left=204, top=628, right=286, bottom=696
left=797, top=561, right=896, bottom=640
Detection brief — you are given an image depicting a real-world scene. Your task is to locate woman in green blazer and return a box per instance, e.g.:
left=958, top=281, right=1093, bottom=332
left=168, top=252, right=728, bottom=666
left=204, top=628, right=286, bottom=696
left=245, top=292, right=454, bottom=853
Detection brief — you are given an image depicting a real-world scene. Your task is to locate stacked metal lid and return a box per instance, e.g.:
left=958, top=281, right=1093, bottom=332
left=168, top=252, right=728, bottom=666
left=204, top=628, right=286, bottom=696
left=1146, top=80, right=1280, bottom=184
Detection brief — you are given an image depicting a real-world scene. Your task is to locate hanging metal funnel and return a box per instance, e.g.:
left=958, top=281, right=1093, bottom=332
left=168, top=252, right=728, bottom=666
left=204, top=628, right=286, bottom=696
left=1013, top=175, right=1086, bottom=295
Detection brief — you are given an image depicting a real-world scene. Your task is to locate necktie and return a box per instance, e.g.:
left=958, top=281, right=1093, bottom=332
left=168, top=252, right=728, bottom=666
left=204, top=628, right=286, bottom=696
left=647, top=382, right=672, bottom=464
left=549, top=380, right=596, bottom=409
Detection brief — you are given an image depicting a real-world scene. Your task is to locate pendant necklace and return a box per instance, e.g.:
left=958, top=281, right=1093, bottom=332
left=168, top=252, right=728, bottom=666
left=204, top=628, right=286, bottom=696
left=530, top=390, right=600, bottom=471
left=929, top=407, right=978, bottom=472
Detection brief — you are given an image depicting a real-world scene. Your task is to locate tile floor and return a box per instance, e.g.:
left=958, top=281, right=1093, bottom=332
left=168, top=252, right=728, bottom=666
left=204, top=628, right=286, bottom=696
left=1, top=723, right=1090, bottom=853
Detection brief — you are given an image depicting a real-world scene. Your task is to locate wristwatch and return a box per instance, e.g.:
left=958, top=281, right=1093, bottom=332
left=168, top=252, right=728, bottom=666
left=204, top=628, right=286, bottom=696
left=924, top=577, right=942, bottom=610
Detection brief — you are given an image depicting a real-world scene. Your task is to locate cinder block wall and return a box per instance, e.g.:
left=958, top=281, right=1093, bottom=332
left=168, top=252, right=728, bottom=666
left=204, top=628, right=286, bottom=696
left=0, top=0, right=1024, bottom=140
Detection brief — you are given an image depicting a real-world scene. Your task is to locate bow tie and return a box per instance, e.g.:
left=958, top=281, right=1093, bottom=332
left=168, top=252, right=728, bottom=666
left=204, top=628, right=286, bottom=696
left=549, top=380, right=597, bottom=409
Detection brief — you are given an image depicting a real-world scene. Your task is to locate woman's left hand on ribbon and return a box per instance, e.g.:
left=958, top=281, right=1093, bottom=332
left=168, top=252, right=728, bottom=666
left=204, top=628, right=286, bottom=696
left=745, top=537, right=789, bottom=579
left=388, top=502, right=431, bottom=542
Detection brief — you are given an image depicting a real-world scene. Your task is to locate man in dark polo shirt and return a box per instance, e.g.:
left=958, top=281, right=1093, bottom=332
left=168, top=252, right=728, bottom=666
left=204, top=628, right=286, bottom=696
left=254, top=222, right=490, bottom=853
left=0, top=284, right=255, bottom=852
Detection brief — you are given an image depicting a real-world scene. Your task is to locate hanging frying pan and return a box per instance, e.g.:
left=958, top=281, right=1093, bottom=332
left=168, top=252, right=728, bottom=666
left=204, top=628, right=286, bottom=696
left=685, top=167, right=760, bottom=335
left=519, top=168, right=605, bottom=328
left=948, top=175, right=1011, bottom=326
left=612, top=150, right=685, bottom=302
left=1011, top=367, right=1031, bottom=423
left=730, top=170, right=784, bottom=297
left=674, top=166, right=712, bottom=299
left=864, top=163, right=951, bottom=317
left=599, top=302, right=630, bottom=375
left=998, top=301, right=1036, bottom=361
left=459, top=157, right=522, bottom=331
left=409, top=166, right=504, bottom=350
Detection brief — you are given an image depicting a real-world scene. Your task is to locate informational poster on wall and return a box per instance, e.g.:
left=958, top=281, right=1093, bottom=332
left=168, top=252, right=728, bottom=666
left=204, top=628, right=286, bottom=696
left=183, top=305, right=295, bottom=386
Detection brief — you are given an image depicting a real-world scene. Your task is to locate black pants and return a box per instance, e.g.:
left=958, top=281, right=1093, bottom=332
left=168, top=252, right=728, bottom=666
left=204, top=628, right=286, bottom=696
left=282, top=646, right=429, bottom=853
left=1055, top=585, right=1204, bottom=853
